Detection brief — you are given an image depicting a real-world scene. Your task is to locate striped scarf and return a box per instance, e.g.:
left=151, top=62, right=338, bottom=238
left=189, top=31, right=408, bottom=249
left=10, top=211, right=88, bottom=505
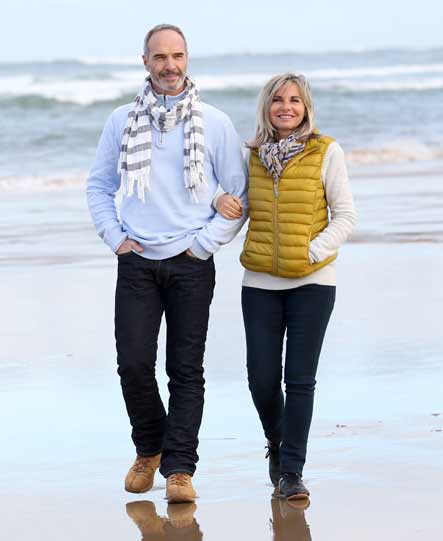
left=118, top=76, right=206, bottom=203
left=258, top=132, right=306, bottom=181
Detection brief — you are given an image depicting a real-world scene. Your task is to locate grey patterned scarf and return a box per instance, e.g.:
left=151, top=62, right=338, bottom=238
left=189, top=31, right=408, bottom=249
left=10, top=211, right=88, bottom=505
left=258, top=132, right=306, bottom=181
left=118, top=76, right=206, bottom=203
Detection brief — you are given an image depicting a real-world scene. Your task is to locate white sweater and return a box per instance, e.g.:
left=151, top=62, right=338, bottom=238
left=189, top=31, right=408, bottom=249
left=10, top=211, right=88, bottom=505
left=242, top=141, right=357, bottom=290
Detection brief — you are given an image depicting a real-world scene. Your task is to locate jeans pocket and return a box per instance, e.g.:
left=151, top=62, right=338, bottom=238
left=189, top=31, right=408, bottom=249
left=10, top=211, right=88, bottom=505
left=117, top=250, right=134, bottom=258
left=183, top=250, right=206, bottom=263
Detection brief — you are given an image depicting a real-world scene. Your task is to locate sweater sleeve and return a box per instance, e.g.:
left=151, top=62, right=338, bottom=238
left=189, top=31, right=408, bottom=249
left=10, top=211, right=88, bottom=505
left=308, top=142, right=357, bottom=263
left=211, top=185, right=225, bottom=211
left=190, top=115, right=248, bottom=259
left=211, top=148, right=250, bottom=212
left=86, top=110, right=127, bottom=253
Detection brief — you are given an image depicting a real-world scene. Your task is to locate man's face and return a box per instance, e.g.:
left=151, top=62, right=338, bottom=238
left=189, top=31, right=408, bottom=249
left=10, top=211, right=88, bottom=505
left=143, top=30, right=188, bottom=96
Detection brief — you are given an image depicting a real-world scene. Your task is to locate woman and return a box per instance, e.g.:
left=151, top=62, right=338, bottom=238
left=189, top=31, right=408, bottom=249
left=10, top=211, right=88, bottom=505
left=216, top=73, right=356, bottom=500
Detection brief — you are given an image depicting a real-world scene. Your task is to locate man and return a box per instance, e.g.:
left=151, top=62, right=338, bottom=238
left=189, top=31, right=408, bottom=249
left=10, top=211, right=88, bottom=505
left=87, top=24, right=247, bottom=503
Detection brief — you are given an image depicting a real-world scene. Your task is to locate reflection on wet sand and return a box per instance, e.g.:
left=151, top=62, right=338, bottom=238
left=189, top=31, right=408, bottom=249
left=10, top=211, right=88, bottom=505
left=126, top=501, right=203, bottom=541
left=270, top=498, right=311, bottom=541
left=126, top=497, right=310, bottom=541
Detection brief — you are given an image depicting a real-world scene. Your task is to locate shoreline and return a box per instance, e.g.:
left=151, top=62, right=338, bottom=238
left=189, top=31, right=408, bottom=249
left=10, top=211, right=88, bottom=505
left=2, top=157, right=443, bottom=193
left=2, top=164, right=443, bottom=270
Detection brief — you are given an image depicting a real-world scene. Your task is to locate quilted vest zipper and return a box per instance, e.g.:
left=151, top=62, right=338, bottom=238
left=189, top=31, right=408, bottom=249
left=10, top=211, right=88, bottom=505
left=273, top=178, right=279, bottom=274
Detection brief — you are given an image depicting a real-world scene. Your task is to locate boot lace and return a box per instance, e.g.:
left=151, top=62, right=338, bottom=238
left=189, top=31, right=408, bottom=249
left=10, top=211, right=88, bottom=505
left=265, top=442, right=279, bottom=459
left=133, top=456, right=155, bottom=473
left=168, top=473, right=190, bottom=486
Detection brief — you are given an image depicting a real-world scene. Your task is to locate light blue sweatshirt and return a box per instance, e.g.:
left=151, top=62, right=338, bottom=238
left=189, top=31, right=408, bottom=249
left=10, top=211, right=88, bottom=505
left=87, top=90, right=248, bottom=260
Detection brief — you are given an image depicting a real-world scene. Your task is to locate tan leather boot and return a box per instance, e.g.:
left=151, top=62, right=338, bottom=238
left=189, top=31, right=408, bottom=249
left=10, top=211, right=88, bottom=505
left=166, top=473, right=196, bottom=503
left=125, top=453, right=161, bottom=493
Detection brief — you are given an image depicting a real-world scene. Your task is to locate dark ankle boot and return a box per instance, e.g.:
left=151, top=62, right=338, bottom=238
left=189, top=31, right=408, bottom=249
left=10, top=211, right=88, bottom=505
left=279, top=473, right=310, bottom=500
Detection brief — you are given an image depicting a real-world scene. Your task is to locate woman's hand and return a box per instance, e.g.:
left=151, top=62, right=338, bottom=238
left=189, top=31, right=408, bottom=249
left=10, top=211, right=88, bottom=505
left=216, top=194, right=243, bottom=220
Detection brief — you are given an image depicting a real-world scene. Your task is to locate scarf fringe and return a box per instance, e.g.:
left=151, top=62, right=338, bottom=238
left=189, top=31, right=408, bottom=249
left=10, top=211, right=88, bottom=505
left=189, top=188, right=199, bottom=203
left=121, top=171, right=151, bottom=203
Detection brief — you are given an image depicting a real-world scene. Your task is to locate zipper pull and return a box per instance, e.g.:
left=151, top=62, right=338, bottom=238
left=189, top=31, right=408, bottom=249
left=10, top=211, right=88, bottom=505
left=273, top=181, right=279, bottom=198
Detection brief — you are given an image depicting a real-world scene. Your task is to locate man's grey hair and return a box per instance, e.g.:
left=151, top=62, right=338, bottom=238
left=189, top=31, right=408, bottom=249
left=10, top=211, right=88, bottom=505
left=143, top=24, right=188, bottom=57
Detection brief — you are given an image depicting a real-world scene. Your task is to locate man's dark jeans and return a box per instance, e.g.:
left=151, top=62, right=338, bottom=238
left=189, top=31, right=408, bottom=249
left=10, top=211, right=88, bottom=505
left=242, top=284, right=336, bottom=476
left=115, top=250, right=215, bottom=477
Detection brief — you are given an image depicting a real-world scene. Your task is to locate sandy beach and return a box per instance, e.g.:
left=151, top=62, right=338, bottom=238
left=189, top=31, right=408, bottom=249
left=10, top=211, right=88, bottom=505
left=1, top=165, right=443, bottom=540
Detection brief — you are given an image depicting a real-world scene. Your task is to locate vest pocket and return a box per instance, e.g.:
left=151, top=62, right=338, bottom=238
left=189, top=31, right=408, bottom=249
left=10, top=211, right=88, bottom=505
left=240, top=229, right=252, bottom=264
left=306, top=230, right=313, bottom=265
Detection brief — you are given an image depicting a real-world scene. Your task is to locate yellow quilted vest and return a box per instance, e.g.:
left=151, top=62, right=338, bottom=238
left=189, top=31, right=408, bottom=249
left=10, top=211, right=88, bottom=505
left=240, top=134, right=337, bottom=278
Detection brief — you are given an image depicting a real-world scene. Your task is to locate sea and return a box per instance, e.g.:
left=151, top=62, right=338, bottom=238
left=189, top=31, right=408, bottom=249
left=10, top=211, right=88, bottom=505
left=2, top=47, right=443, bottom=181
left=1, top=47, right=443, bottom=242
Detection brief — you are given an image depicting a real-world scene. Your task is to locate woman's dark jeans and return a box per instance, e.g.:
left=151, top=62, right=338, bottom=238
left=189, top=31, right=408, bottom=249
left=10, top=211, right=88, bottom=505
left=115, top=251, right=215, bottom=477
left=242, top=284, right=335, bottom=476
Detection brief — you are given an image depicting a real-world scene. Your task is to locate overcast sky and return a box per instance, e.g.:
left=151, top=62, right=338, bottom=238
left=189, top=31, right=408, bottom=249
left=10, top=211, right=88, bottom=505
left=1, top=0, right=442, bottom=61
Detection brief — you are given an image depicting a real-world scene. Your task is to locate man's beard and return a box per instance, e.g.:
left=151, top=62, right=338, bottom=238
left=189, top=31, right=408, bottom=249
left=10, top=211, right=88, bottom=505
left=151, top=70, right=186, bottom=93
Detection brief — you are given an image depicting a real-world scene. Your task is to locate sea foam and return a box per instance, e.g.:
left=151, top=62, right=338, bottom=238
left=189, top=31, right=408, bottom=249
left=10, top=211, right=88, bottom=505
left=2, top=62, right=443, bottom=105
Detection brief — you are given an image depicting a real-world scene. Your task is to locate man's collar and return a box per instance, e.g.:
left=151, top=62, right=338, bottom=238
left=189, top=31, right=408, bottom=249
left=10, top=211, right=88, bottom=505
left=152, top=86, right=188, bottom=110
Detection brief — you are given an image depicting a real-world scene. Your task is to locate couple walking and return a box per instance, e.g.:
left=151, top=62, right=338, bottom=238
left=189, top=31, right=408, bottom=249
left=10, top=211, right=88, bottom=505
left=87, top=24, right=356, bottom=504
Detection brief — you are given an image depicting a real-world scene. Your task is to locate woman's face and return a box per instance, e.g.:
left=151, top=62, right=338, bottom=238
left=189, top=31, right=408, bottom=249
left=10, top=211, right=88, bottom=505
left=269, top=82, right=306, bottom=140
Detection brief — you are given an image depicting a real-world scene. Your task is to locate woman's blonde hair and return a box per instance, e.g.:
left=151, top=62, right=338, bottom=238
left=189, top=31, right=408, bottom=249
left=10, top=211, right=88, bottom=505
left=247, top=72, right=316, bottom=149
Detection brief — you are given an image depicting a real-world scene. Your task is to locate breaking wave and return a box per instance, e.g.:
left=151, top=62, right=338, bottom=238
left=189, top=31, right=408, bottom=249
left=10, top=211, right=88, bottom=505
left=2, top=62, right=443, bottom=106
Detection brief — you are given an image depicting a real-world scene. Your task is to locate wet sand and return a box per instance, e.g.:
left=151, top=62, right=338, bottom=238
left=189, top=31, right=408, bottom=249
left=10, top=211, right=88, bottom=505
left=1, top=180, right=443, bottom=540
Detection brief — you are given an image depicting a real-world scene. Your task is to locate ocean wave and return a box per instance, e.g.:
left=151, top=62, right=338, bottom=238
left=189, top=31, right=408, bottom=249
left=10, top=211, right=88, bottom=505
left=2, top=59, right=443, bottom=105
left=0, top=75, right=34, bottom=90
left=316, top=79, right=443, bottom=92
left=0, top=173, right=86, bottom=192
left=0, top=94, right=66, bottom=109
left=80, top=57, right=142, bottom=66
left=347, top=140, right=443, bottom=164
left=41, top=61, right=443, bottom=80
left=0, top=76, right=138, bottom=106
left=197, top=74, right=443, bottom=93
left=2, top=141, right=443, bottom=193
left=2, top=70, right=443, bottom=106
left=308, top=63, right=443, bottom=79
left=200, top=74, right=443, bottom=94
